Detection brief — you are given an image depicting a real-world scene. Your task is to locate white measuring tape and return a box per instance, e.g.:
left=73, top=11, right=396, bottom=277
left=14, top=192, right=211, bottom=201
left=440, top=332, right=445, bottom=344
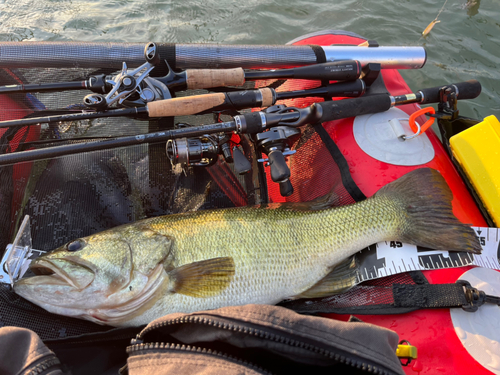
left=355, top=227, right=500, bottom=283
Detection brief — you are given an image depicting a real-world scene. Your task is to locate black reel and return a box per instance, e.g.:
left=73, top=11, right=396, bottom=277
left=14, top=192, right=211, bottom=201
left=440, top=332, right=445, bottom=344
left=253, top=105, right=301, bottom=197
left=83, top=42, right=166, bottom=110
left=166, top=134, right=220, bottom=167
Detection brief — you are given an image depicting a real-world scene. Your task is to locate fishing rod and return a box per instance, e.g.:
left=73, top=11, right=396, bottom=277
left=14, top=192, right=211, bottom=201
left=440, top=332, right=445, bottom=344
left=0, top=42, right=426, bottom=70
left=0, top=60, right=362, bottom=96
left=0, top=80, right=481, bottom=169
left=157, top=60, right=362, bottom=91
left=0, top=79, right=366, bottom=129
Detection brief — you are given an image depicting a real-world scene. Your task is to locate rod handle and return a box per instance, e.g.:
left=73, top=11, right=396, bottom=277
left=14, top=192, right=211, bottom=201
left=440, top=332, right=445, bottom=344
left=419, top=80, right=482, bottom=104
left=147, top=93, right=226, bottom=117
left=324, top=79, right=365, bottom=98
left=185, top=68, right=245, bottom=90
left=224, top=88, right=275, bottom=109
left=318, top=95, right=392, bottom=123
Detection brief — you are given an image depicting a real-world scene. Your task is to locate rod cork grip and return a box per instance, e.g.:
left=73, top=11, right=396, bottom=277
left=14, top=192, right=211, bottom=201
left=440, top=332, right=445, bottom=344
left=185, top=68, right=245, bottom=89
left=419, top=80, right=482, bottom=104
left=147, top=93, right=227, bottom=117
left=318, top=95, right=392, bottom=123
left=260, top=88, right=274, bottom=107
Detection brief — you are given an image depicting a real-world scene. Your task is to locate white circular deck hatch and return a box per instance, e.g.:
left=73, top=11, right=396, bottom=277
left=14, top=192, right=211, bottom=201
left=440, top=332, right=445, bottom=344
left=450, top=267, right=500, bottom=374
left=353, top=107, right=435, bottom=165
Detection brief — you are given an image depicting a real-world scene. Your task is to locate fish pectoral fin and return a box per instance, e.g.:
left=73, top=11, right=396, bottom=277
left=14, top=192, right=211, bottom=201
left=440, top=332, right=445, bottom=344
left=169, top=257, right=235, bottom=298
left=294, top=256, right=358, bottom=299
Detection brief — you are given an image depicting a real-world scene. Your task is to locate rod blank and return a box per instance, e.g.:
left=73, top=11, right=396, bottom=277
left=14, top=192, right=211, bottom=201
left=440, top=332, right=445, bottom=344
left=0, top=42, right=426, bottom=69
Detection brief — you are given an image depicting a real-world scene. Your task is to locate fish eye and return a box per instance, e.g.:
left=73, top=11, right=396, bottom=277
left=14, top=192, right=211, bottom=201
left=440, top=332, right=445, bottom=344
left=66, top=239, right=86, bottom=252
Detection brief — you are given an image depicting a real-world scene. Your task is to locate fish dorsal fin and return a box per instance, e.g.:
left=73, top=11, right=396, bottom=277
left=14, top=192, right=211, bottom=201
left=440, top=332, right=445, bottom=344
left=269, top=189, right=342, bottom=212
left=294, top=256, right=358, bottom=299
left=307, top=189, right=342, bottom=210
left=169, top=257, right=235, bottom=298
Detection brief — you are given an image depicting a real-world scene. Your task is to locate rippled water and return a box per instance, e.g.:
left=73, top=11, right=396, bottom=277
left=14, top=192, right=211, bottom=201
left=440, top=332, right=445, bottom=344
left=0, top=0, right=498, bottom=120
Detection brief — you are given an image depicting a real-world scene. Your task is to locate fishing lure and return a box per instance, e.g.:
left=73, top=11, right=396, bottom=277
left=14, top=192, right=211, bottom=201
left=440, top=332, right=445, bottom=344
left=422, top=19, right=441, bottom=37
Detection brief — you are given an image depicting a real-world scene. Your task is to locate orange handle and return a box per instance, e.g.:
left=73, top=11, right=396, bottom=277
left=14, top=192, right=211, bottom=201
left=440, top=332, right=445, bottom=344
left=409, top=107, right=435, bottom=134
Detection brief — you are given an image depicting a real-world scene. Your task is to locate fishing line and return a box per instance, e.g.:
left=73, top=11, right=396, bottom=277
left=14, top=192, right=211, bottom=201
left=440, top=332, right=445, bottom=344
left=418, top=0, right=449, bottom=41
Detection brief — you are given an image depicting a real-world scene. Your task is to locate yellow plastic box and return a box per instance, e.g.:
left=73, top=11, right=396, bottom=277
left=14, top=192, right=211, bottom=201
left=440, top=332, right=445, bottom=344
left=450, top=115, right=500, bottom=226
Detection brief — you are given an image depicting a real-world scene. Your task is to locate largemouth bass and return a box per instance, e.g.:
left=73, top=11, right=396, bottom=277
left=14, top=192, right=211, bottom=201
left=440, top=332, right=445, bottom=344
left=14, top=168, right=481, bottom=327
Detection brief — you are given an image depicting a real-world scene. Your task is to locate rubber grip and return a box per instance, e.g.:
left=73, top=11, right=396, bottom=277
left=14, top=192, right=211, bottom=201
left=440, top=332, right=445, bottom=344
left=318, top=94, right=392, bottom=123
left=419, top=80, right=482, bottom=104
left=243, top=112, right=264, bottom=134
left=186, top=68, right=245, bottom=90
left=224, top=89, right=275, bottom=109
left=292, top=60, right=361, bottom=81
left=224, top=90, right=260, bottom=109
left=147, top=93, right=226, bottom=117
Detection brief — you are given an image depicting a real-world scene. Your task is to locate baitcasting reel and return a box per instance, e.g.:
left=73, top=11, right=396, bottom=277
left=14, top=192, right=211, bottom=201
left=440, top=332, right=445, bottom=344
left=82, top=42, right=169, bottom=110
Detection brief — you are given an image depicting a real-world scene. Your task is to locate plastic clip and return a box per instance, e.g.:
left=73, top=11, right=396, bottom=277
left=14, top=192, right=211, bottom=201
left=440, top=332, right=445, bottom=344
left=396, top=340, right=418, bottom=366
left=457, top=279, right=500, bottom=312
left=0, top=215, right=45, bottom=286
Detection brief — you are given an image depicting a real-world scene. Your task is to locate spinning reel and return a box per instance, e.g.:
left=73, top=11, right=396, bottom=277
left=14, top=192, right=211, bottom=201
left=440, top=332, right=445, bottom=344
left=166, top=105, right=301, bottom=197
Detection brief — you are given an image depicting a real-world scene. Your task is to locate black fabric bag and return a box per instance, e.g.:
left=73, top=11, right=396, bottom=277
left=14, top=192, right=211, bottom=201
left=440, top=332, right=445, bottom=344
left=0, top=304, right=405, bottom=375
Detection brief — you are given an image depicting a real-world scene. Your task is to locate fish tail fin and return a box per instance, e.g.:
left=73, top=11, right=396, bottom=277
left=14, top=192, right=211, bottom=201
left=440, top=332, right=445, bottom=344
left=375, top=168, right=482, bottom=254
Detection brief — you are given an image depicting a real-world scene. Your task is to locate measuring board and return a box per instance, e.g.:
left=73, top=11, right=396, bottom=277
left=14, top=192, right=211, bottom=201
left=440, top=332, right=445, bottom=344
left=355, top=227, right=500, bottom=283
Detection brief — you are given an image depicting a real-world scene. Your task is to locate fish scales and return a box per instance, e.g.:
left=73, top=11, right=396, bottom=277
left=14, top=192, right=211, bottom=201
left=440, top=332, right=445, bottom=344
left=121, top=198, right=403, bottom=325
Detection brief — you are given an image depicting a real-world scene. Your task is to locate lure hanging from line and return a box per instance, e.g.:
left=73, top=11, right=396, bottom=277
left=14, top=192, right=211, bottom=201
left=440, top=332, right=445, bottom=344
left=421, top=0, right=448, bottom=37
left=422, top=19, right=441, bottom=37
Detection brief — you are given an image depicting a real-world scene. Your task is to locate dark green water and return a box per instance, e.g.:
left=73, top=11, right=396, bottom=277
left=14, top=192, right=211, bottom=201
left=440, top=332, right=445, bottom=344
left=0, top=0, right=498, bottom=120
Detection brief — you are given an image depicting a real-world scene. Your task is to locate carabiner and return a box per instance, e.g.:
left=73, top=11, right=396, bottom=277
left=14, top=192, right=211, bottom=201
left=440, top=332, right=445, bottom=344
left=409, top=107, right=435, bottom=134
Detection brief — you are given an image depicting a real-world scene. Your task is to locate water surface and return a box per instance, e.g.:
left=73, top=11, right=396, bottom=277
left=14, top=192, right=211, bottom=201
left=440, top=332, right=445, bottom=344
left=0, top=0, right=498, bottom=119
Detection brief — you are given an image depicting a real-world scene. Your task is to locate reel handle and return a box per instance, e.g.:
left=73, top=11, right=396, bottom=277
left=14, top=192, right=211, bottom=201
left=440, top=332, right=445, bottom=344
left=83, top=93, right=108, bottom=110
left=232, top=146, right=252, bottom=175
left=268, top=149, right=293, bottom=196
left=279, top=179, right=294, bottom=197
left=144, top=42, right=161, bottom=66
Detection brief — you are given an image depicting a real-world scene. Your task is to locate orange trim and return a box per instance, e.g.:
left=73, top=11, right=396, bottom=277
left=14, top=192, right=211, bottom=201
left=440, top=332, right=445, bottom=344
left=409, top=107, right=435, bottom=133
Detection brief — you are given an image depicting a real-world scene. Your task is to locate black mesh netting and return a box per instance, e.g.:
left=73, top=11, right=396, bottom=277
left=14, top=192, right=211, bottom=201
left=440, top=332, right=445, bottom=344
left=279, top=271, right=429, bottom=315
left=0, top=283, right=112, bottom=338
left=0, top=62, right=266, bottom=339
left=0, top=45, right=417, bottom=341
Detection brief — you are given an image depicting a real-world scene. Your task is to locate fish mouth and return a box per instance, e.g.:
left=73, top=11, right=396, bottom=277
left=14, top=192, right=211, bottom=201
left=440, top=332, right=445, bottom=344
left=30, top=261, right=56, bottom=276
left=26, top=258, right=95, bottom=289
